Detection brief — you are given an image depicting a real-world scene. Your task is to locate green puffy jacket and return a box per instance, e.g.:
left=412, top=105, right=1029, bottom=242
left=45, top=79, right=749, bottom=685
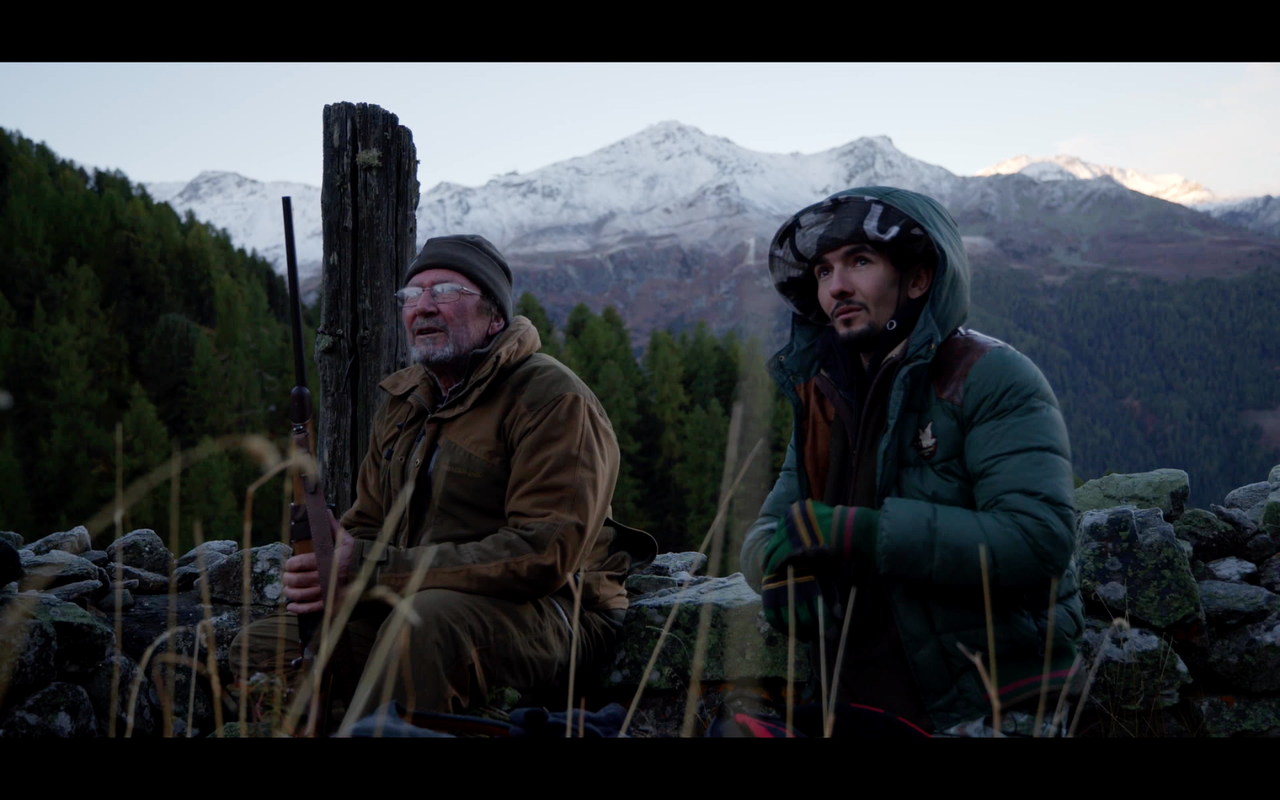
left=740, top=186, right=1085, bottom=730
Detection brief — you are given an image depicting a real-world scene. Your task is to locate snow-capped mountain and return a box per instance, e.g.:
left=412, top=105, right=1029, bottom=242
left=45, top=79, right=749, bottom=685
left=978, top=154, right=1280, bottom=239
left=416, top=121, right=961, bottom=256
left=144, top=122, right=970, bottom=282
left=144, top=171, right=324, bottom=275
left=976, top=154, right=1222, bottom=206
left=143, top=120, right=1280, bottom=310
left=1197, top=194, right=1280, bottom=239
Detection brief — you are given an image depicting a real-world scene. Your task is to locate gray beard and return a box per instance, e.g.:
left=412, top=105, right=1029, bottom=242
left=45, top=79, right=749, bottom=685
left=409, top=324, right=486, bottom=375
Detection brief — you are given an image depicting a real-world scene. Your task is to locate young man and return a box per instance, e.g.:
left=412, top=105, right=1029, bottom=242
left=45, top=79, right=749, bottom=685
left=739, top=187, right=1085, bottom=736
left=232, top=234, right=654, bottom=730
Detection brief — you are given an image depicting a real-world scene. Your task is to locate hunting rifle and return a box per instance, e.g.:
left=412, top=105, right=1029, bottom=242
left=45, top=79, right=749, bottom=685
left=282, top=196, right=349, bottom=737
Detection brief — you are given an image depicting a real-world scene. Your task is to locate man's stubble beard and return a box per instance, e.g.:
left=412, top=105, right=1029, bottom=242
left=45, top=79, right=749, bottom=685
left=409, top=322, right=484, bottom=373
left=836, top=320, right=882, bottom=353
left=831, top=300, right=881, bottom=353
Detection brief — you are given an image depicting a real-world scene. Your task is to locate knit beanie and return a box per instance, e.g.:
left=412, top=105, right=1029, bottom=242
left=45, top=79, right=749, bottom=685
left=404, top=234, right=514, bottom=323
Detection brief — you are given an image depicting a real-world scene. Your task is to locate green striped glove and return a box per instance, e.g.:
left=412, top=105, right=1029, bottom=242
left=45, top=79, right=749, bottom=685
left=760, top=553, right=840, bottom=643
left=761, top=499, right=880, bottom=580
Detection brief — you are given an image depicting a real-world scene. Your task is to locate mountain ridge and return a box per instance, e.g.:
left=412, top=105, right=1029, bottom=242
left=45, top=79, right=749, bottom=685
left=139, top=121, right=1280, bottom=339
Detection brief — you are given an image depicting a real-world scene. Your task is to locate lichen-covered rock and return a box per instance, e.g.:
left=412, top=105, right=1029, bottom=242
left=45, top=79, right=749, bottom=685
left=1198, top=581, right=1280, bottom=630
left=1194, top=694, right=1280, bottom=737
left=21, top=527, right=91, bottom=558
left=1075, top=469, right=1190, bottom=521
left=1211, top=504, right=1258, bottom=538
left=0, top=608, right=56, bottom=709
left=1244, top=532, right=1277, bottom=565
left=0, top=532, right=22, bottom=549
left=17, top=550, right=99, bottom=591
left=639, top=552, right=708, bottom=578
left=114, top=565, right=171, bottom=594
left=176, top=539, right=238, bottom=569
left=167, top=605, right=261, bottom=683
left=1264, top=492, right=1280, bottom=527
left=104, top=529, right=173, bottom=576
left=174, top=551, right=229, bottom=591
left=96, top=588, right=134, bottom=612
left=1260, top=555, right=1280, bottom=594
left=2, top=593, right=117, bottom=679
left=117, top=591, right=276, bottom=683
left=47, top=579, right=103, bottom=605
left=1206, top=557, right=1259, bottom=584
left=165, top=667, right=214, bottom=738
left=196, top=543, right=290, bottom=607
left=79, top=652, right=158, bottom=737
left=117, top=591, right=209, bottom=665
left=1076, top=619, right=1192, bottom=713
left=1207, top=613, right=1280, bottom=693
left=1226, top=481, right=1272, bottom=514
left=598, top=572, right=811, bottom=690
left=626, top=574, right=680, bottom=595
left=1075, top=506, right=1202, bottom=629
left=1174, top=509, right=1249, bottom=562
left=0, top=681, right=99, bottom=737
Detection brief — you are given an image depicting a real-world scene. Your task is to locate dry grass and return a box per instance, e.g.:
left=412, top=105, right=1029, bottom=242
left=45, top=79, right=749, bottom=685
left=824, top=586, right=857, bottom=737
left=1032, top=576, right=1059, bottom=736
left=295, top=477, right=419, bottom=737
left=786, top=565, right=796, bottom=735
left=679, top=402, right=743, bottom=738
left=0, top=366, right=1174, bottom=742
left=616, top=430, right=765, bottom=737
left=564, top=564, right=584, bottom=737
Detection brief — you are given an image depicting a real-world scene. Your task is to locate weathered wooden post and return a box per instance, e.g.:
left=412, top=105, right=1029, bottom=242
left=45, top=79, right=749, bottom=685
left=315, top=102, right=419, bottom=515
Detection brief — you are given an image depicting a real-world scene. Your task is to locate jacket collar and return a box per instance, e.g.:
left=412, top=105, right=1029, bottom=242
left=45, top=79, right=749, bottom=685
left=378, top=316, right=542, bottom=418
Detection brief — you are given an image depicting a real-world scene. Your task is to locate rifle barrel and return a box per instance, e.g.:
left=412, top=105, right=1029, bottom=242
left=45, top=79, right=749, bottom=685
left=282, top=196, right=308, bottom=393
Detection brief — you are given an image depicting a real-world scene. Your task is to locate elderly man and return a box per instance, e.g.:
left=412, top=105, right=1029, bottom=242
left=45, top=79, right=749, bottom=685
left=231, top=234, right=653, bottom=732
left=739, top=187, right=1085, bottom=737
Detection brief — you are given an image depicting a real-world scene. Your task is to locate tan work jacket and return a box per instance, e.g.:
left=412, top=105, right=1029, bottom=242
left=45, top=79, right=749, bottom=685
left=341, top=316, right=651, bottom=613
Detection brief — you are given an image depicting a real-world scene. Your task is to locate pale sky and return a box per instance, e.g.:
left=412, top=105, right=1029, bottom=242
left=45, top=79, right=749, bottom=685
left=3, top=62, right=1278, bottom=199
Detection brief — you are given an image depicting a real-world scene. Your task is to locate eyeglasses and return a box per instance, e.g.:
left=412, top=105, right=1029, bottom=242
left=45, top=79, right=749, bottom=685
left=395, top=283, right=482, bottom=308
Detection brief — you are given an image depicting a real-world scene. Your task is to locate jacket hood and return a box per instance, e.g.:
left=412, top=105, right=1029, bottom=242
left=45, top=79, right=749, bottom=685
left=768, top=186, right=970, bottom=367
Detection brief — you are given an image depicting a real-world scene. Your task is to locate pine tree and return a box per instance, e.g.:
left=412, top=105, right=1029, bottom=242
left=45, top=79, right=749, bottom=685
left=672, top=399, right=728, bottom=550
left=0, top=291, right=30, bottom=531
left=636, top=330, right=690, bottom=550
left=516, top=292, right=560, bottom=359
left=179, top=437, right=241, bottom=554
left=120, top=382, right=173, bottom=532
left=33, top=265, right=116, bottom=532
left=680, top=320, right=721, bottom=413
left=0, top=429, right=33, bottom=533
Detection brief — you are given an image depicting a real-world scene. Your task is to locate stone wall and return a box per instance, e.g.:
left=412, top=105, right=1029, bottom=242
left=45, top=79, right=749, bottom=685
left=3, top=462, right=1278, bottom=737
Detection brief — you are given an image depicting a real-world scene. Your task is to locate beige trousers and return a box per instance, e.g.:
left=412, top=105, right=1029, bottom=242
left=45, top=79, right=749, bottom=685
left=228, top=589, right=619, bottom=731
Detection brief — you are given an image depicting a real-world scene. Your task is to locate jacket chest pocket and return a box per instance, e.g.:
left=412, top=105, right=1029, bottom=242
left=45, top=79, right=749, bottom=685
left=427, top=437, right=510, bottom=536
left=379, top=417, right=437, bottom=517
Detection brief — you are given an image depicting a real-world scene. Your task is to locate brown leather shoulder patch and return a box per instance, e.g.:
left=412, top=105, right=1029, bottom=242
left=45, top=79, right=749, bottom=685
left=930, top=328, right=1005, bottom=406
